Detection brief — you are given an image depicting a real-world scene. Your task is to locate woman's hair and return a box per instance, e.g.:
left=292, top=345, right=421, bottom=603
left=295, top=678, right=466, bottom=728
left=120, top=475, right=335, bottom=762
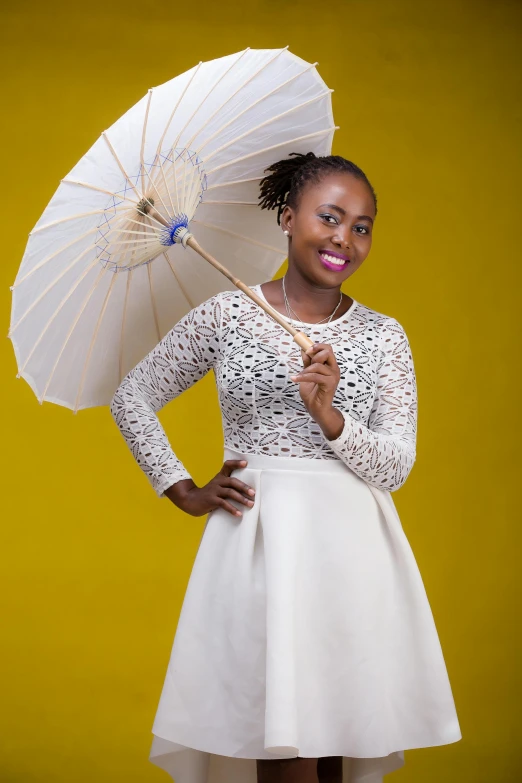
left=258, top=152, right=377, bottom=225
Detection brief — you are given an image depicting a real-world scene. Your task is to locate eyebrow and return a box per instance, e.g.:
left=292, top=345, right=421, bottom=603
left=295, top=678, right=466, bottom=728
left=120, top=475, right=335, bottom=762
left=318, top=203, right=374, bottom=225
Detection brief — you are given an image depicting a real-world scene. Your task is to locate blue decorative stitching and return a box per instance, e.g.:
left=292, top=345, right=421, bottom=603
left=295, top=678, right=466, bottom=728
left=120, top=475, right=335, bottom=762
left=159, top=213, right=189, bottom=246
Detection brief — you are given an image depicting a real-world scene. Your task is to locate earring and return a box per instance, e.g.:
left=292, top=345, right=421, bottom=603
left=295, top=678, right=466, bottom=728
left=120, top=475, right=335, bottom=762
left=283, top=230, right=289, bottom=236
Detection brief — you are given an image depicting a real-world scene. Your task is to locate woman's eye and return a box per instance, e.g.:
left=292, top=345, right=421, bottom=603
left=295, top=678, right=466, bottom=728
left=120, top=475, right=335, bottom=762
left=319, top=214, right=338, bottom=224
left=354, top=225, right=370, bottom=235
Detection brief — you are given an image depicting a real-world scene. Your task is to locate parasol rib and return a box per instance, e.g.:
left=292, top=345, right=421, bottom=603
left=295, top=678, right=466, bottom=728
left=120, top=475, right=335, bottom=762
left=207, top=126, right=338, bottom=176
left=102, top=132, right=143, bottom=201
left=155, top=61, right=203, bottom=157
left=167, top=148, right=186, bottom=213
left=19, top=258, right=101, bottom=373
left=62, top=178, right=140, bottom=205
left=202, top=200, right=259, bottom=206
left=140, top=150, right=173, bottom=217
left=186, top=47, right=288, bottom=152
left=181, top=149, right=189, bottom=220
left=13, top=224, right=107, bottom=288
left=96, top=235, right=159, bottom=248
left=195, top=60, right=317, bottom=156
left=102, top=225, right=160, bottom=239
left=31, top=206, right=130, bottom=234
left=17, top=210, right=157, bottom=289
left=204, top=90, right=333, bottom=164
left=140, top=90, right=153, bottom=195
left=186, top=239, right=275, bottom=280
left=118, top=268, right=133, bottom=384
left=102, top=212, right=160, bottom=236
left=162, top=252, right=195, bottom=310
left=156, top=150, right=177, bottom=215
left=190, top=219, right=286, bottom=254
left=148, top=263, right=161, bottom=343
left=172, top=49, right=251, bottom=153
left=185, top=155, right=204, bottom=217
left=74, top=272, right=118, bottom=412
left=39, top=265, right=107, bottom=404
left=205, top=176, right=263, bottom=191
left=10, top=245, right=97, bottom=333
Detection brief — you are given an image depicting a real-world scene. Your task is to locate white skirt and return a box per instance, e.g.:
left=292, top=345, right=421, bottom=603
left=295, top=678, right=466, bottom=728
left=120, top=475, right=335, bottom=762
left=149, top=448, right=462, bottom=782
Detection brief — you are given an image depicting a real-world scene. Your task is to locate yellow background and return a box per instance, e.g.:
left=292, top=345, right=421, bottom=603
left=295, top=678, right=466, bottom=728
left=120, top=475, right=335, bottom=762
left=1, top=1, right=520, bottom=781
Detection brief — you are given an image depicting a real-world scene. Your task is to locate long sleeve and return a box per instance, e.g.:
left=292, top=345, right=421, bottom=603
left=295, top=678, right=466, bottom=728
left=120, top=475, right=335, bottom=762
left=110, top=293, right=224, bottom=498
left=326, top=317, right=418, bottom=492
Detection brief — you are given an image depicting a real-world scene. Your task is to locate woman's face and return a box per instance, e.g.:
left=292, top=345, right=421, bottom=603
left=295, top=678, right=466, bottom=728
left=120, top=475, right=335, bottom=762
left=280, top=172, right=375, bottom=286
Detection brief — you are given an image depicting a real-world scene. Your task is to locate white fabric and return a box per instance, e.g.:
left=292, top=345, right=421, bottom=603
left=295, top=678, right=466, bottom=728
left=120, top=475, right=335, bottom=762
left=110, top=286, right=417, bottom=496
left=110, top=288, right=462, bottom=782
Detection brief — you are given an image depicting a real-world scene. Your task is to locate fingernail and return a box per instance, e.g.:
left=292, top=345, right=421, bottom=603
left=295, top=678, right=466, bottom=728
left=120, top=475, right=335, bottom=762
left=248, top=489, right=255, bottom=496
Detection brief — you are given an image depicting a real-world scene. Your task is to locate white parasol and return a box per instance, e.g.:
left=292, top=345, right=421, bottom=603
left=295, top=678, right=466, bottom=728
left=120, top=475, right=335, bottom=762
left=9, top=47, right=337, bottom=411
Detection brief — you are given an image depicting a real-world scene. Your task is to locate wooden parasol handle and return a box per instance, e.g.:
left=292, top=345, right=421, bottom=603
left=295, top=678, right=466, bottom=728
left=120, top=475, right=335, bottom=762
left=185, top=235, right=314, bottom=352
left=145, top=205, right=315, bottom=352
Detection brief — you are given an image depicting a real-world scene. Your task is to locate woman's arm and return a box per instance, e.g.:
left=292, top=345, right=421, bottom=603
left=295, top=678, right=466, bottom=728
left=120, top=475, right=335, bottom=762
left=109, top=293, right=224, bottom=497
left=324, top=317, right=418, bottom=492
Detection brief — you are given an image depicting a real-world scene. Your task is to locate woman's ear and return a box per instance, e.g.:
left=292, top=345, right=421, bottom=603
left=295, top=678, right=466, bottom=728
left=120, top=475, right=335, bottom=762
left=280, top=205, right=294, bottom=236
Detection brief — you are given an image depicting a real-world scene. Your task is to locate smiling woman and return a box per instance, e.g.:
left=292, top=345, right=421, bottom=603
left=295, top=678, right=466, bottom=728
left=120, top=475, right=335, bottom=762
left=257, top=153, right=377, bottom=326
left=110, top=151, right=462, bottom=783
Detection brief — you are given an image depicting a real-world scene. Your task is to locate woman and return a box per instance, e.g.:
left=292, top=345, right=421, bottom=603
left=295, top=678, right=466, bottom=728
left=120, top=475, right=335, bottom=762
left=110, top=152, right=462, bottom=783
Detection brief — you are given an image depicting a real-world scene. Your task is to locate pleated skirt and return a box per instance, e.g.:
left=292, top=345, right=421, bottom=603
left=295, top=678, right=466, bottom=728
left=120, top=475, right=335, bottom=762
left=149, top=448, right=461, bottom=783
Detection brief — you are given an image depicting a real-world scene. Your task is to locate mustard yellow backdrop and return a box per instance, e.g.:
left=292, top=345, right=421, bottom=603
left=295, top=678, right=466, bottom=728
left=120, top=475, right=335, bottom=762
left=1, top=1, right=520, bottom=781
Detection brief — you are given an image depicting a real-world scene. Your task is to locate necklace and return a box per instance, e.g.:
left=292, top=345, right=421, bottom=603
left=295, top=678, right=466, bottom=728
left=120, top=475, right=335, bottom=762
left=281, top=276, right=343, bottom=326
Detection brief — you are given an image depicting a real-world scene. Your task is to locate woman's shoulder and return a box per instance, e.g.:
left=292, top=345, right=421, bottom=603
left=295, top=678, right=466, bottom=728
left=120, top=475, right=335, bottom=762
left=185, top=288, right=242, bottom=320
left=349, top=301, right=413, bottom=360
left=353, top=299, right=408, bottom=333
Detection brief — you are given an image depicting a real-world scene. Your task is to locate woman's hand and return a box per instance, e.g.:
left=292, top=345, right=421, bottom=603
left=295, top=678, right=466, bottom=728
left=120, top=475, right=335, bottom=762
left=164, top=459, right=256, bottom=518
left=290, top=343, right=345, bottom=440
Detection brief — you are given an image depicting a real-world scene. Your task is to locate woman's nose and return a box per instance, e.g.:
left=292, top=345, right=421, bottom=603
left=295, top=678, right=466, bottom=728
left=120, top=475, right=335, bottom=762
left=332, top=231, right=351, bottom=249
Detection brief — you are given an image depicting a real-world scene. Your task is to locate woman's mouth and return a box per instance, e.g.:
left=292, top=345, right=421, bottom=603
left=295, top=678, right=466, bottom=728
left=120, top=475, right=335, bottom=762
left=318, top=250, right=350, bottom=272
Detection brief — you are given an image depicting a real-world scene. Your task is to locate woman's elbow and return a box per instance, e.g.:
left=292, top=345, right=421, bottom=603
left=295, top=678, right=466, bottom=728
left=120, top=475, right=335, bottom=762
left=389, top=449, right=416, bottom=492
left=366, top=447, right=416, bottom=493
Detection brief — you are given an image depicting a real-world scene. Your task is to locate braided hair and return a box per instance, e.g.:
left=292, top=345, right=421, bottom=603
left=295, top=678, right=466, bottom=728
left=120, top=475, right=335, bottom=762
left=258, top=152, right=377, bottom=225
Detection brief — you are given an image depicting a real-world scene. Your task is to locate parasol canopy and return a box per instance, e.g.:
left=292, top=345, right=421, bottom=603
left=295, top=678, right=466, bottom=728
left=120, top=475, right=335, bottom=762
left=9, top=47, right=337, bottom=411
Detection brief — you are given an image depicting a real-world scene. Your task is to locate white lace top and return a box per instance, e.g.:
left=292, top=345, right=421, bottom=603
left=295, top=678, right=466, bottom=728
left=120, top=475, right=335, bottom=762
left=110, top=284, right=418, bottom=496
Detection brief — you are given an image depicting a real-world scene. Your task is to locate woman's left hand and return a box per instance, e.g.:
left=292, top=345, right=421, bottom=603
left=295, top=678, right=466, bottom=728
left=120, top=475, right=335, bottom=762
left=290, top=343, right=345, bottom=439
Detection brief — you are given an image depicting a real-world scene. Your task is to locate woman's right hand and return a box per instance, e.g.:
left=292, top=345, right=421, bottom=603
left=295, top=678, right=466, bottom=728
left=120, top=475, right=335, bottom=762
left=164, top=459, right=256, bottom=518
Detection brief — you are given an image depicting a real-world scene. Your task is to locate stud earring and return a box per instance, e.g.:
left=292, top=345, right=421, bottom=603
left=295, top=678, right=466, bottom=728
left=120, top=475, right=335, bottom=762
left=283, top=230, right=289, bottom=236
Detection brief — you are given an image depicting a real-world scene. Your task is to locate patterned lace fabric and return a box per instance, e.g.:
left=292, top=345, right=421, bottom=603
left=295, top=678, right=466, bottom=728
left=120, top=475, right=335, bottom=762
left=110, top=284, right=418, bottom=496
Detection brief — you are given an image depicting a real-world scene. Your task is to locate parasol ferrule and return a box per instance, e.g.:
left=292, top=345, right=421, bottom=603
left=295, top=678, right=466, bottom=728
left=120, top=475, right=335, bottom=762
left=173, top=226, right=193, bottom=247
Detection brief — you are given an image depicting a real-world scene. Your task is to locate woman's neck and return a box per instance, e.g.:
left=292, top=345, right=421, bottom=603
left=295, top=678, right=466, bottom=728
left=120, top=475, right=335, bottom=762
left=260, top=270, right=353, bottom=324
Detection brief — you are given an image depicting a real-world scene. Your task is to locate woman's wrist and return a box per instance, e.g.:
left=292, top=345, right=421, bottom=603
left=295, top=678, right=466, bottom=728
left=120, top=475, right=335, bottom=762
left=317, top=407, right=345, bottom=441
left=164, top=478, right=197, bottom=505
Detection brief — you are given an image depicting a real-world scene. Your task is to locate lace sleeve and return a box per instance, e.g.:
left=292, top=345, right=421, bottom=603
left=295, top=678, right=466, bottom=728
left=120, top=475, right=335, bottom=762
left=109, top=293, right=224, bottom=498
left=326, top=317, right=418, bottom=492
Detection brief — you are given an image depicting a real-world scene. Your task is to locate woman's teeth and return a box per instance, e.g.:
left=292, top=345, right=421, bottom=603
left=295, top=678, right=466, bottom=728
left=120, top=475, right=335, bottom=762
left=319, top=252, right=349, bottom=269
left=321, top=253, right=345, bottom=265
